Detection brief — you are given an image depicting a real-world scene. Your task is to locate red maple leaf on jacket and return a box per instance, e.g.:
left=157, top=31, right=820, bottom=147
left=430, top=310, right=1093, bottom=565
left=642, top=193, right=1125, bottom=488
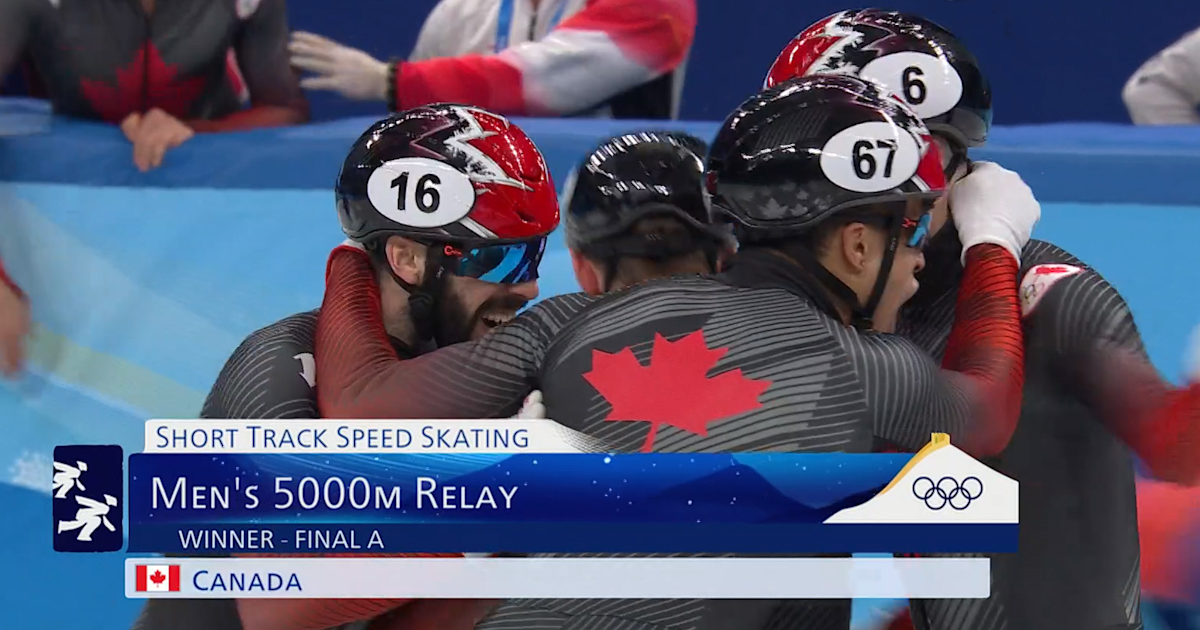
left=582, top=330, right=772, bottom=452
left=79, top=43, right=207, bottom=123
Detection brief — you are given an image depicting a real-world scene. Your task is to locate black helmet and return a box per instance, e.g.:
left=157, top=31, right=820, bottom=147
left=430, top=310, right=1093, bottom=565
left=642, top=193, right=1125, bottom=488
left=707, top=75, right=945, bottom=327
left=562, top=131, right=731, bottom=269
left=765, top=9, right=992, bottom=153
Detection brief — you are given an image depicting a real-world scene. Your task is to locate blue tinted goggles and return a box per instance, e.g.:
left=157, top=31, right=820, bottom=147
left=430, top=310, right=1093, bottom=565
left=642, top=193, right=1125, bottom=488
left=442, top=238, right=547, bottom=284
left=902, top=212, right=932, bottom=250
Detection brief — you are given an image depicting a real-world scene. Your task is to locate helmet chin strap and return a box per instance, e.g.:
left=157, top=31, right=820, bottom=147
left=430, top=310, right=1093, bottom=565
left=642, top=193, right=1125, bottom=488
left=782, top=206, right=905, bottom=330
left=855, top=219, right=902, bottom=330
left=383, top=246, right=451, bottom=347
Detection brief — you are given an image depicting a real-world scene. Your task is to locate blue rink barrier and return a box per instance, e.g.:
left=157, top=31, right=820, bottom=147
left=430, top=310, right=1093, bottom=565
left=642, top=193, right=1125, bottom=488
left=1, top=99, right=1197, bottom=629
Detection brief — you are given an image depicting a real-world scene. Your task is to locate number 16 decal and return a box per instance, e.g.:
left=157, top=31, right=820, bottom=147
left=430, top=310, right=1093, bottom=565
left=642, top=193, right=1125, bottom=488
left=366, top=157, right=477, bottom=228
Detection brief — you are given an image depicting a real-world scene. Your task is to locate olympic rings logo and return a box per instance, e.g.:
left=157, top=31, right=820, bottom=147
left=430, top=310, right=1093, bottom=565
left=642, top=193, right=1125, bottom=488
left=911, top=475, right=983, bottom=510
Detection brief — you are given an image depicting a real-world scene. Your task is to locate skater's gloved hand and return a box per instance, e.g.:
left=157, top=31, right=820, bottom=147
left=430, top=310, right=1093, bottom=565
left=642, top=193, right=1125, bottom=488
left=289, top=32, right=389, bottom=102
left=512, top=390, right=546, bottom=419
left=949, top=161, right=1041, bottom=264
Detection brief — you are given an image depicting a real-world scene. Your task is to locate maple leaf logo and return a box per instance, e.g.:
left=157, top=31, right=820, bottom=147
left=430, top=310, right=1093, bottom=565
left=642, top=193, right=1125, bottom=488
left=149, top=570, right=166, bottom=586
left=582, top=330, right=773, bottom=452
left=79, top=43, right=207, bottom=123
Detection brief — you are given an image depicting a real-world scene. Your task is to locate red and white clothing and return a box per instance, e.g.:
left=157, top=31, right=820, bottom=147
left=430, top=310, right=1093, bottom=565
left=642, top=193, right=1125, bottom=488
left=396, top=0, right=695, bottom=119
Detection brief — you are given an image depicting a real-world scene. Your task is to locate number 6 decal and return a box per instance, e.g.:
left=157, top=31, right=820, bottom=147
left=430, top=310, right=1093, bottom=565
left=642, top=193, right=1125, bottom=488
left=366, top=157, right=477, bottom=228
left=820, top=121, right=921, bottom=194
left=859, top=51, right=964, bottom=119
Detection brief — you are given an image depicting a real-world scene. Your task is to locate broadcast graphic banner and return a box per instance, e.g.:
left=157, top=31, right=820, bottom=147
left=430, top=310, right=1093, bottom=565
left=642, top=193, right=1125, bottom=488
left=123, top=557, right=992, bottom=599
left=123, top=429, right=1017, bottom=554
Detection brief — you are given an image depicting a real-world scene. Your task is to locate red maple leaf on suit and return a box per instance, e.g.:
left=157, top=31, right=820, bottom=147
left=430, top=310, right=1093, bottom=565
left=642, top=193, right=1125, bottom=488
left=149, top=570, right=166, bottom=585
left=582, top=330, right=773, bottom=452
left=79, top=43, right=207, bottom=123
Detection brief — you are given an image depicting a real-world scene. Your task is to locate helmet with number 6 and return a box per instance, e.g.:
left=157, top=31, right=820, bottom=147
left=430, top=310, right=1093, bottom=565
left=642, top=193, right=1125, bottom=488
left=337, top=104, right=559, bottom=245
left=764, top=9, right=991, bottom=154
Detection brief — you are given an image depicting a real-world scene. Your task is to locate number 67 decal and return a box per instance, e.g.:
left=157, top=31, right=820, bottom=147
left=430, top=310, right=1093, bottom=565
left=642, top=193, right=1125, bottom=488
left=820, top=121, right=922, bottom=194
left=365, top=157, right=477, bottom=228
left=853, top=139, right=898, bottom=180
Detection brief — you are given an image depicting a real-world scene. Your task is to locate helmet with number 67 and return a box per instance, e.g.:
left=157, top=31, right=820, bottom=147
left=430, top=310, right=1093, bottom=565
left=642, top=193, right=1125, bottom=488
left=708, top=74, right=945, bottom=241
left=764, top=9, right=991, bottom=155
left=707, top=75, right=945, bottom=328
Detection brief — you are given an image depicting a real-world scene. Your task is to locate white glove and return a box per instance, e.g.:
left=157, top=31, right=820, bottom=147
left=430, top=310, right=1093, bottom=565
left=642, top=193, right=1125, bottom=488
left=289, top=32, right=389, bottom=102
left=512, top=390, right=546, bottom=419
left=949, top=161, right=1041, bottom=265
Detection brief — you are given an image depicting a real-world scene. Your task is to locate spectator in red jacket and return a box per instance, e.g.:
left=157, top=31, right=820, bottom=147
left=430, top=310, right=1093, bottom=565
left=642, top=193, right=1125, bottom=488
left=288, top=0, right=695, bottom=120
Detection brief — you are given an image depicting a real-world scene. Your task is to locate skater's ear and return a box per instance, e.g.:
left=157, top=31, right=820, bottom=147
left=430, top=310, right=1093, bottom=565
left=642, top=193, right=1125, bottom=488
left=384, top=236, right=428, bottom=286
left=570, top=248, right=604, bottom=296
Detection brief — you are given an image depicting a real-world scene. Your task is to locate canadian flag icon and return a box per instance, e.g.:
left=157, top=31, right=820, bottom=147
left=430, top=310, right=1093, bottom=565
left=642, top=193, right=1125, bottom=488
left=135, top=564, right=181, bottom=592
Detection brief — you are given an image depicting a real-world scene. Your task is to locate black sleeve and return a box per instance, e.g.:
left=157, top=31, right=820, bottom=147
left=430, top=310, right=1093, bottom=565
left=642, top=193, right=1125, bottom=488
left=189, top=0, right=308, bottom=130
left=316, top=296, right=587, bottom=419
left=1022, top=265, right=1145, bottom=360
left=200, top=317, right=319, bottom=419
left=232, top=0, right=306, bottom=110
left=838, top=330, right=979, bottom=452
left=1026, top=264, right=1200, bottom=483
left=0, top=0, right=38, bottom=79
left=131, top=600, right=245, bottom=630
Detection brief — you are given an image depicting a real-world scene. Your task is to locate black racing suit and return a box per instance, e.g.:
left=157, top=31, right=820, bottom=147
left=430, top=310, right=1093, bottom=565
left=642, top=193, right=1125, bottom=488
left=0, top=0, right=307, bottom=129
left=131, top=310, right=418, bottom=630
left=897, top=232, right=1192, bottom=630
left=310, top=244, right=1029, bottom=630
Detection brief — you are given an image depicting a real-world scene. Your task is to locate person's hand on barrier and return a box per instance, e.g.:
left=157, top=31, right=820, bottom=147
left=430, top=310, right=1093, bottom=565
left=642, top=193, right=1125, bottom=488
left=289, top=32, right=388, bottom=102
left=949, top=161, right=1041, bottom=264
left=119, top=112, right=142, bottom=143
left=0, top=279, right=30, bottom=378
left=128, top=108, right=195, bottom=172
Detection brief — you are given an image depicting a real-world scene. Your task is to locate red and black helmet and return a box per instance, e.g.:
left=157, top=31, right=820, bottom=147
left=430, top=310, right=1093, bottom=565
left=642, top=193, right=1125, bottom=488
left=336, top=104, right=559, bottom=246
left=765, top=10, right=992, bottom=151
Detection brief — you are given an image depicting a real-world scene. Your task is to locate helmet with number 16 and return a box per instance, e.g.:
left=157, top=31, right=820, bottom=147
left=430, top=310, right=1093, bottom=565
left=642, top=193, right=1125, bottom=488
left=336, top=104, right=560, bottom=346
left=765, top=9, right=991, bottom=175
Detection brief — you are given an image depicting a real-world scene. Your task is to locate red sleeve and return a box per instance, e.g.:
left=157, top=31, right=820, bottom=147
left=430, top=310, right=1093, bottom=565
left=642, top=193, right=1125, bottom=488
left=1076, top=349, right=1200, bottom=485
left=0, top=256, right=22, bottom=299
left=941, top=245, right=1026, bottom=458
left=394, top=0, right=695, bottom=116
left=315, top=247, right=547, bottom=421
left=885, top=607, right=915, bottom=630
